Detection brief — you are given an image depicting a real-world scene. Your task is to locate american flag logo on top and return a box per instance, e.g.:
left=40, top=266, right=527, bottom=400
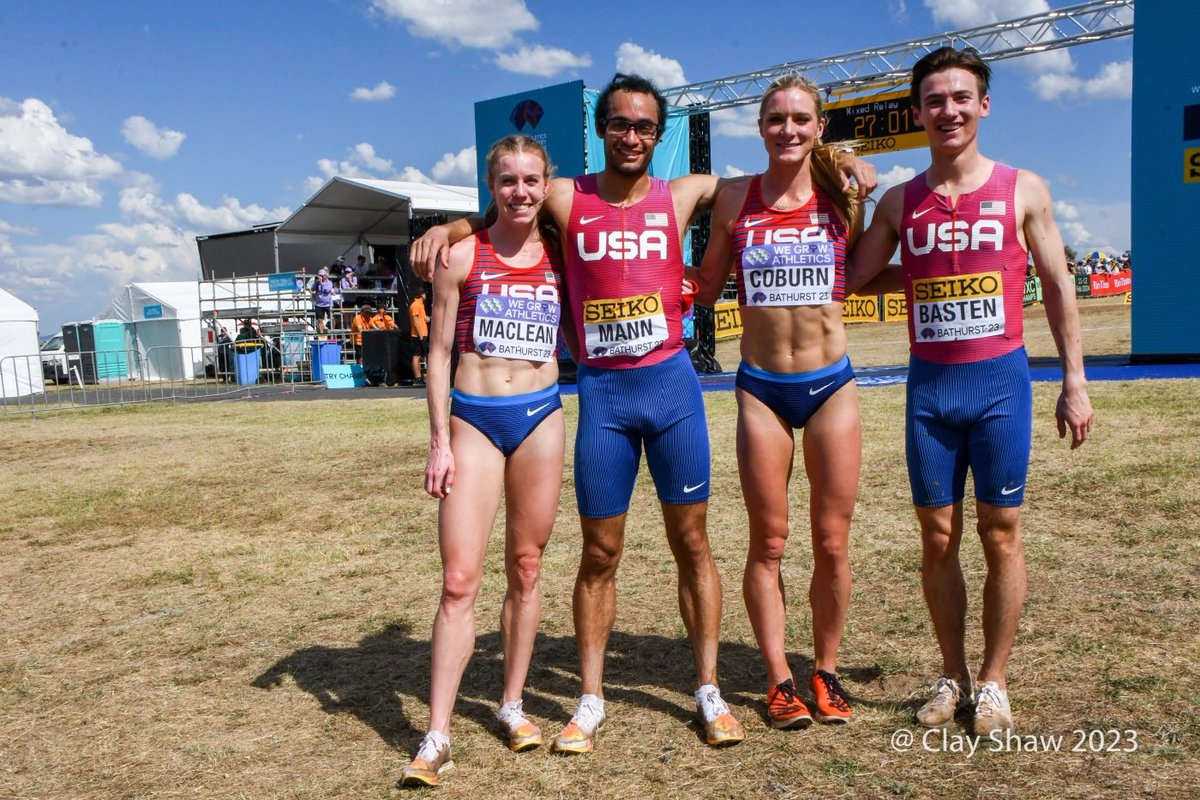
left=644, top=212, right=668, bottom=227
left=980, top=201, right=1006, bottom=216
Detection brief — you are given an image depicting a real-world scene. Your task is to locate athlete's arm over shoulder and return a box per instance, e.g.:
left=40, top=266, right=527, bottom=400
left=694, top=180, right=750, bottom=306
left=1018, top=168, right=1093, bottom=448
left=845, top=185, right=903, bottom=296
left=542, top=176, right=574, bottom=228
left=411, top=215, right=485, bottom=282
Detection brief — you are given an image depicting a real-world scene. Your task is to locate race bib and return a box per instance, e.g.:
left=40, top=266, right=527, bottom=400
left=911, top=271, right=1006, bottom=342
left=473, top=295, right=560, bottom=362
left=741, top=234, right=835, bottom=307
left=582, top=292, right=668, bottom=359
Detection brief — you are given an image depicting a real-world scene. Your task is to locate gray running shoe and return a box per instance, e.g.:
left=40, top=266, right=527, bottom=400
left=915, top=676, right=970, bottom=727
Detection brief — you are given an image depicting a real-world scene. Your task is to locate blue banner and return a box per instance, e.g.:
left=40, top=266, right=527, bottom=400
left=268, top=273, right=297, bottom=292
left=142, top=304, right=163, bottom=319
left=474, top=80, right=587, bottom=210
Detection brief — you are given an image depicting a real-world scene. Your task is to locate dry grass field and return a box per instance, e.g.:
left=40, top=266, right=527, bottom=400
left=3, top=299, right=1197, bottom=799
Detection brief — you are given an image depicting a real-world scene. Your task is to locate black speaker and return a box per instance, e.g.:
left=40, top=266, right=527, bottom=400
left=62, top=322, right=98, bottom=384
left=361, top=329, right=403, bottom=386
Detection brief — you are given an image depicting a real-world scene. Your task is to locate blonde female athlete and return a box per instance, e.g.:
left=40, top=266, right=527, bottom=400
left=696, top=75, right=863, bottom=730
left=401, top=135, right=564, bottom=787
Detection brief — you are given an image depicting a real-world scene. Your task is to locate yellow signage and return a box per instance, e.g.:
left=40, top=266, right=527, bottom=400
left=842, top=295, right=879, bottom=323
left=714, top=301, right=742, bottom=339
left=824, top=89, right=929, bottom=155
left=1187, top=147, right=1200, bottom=184
left=882, top=292, right=908, bottom=322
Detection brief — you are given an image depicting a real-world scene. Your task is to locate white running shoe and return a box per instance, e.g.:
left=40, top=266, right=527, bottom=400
left=399, top=731, right=453, bottom=787
left=497, top=699, right=543, bottom=752
left=551, top=694, right=605, bottom=754
left=973, top=681, right=1013, bottom=736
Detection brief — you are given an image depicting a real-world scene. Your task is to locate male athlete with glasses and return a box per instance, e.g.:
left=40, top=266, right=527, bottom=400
left=413, top=73, right=875, bottom=753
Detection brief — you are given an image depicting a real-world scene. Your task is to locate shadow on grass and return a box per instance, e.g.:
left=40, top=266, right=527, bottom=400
left=251, top=622, right=892, bottom=752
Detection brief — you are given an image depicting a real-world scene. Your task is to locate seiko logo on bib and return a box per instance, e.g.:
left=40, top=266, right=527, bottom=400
left=576, top=230, right=669, bottom=262
left=906, top=219, right=1004, bottom=255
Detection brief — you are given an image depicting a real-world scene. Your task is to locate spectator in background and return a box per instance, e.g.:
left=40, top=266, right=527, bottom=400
left=349, top=303, right=377, bottom=362
left=409, top=286, right=429, bottom=387
left=354, top=254, right=369, bottom=280
left=311, top=268, right=334, bottom=334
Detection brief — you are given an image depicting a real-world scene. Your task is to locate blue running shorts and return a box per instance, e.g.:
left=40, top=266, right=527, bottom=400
left=451, top=384, right=562, bottom=457
left=575, top=349, right=710, bottom=518
left=735, top=355, right=855, bottom=429
left=905, top=347, right=1033, bottom=508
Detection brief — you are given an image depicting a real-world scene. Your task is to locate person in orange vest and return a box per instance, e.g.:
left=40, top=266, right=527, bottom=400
left=409, top=287, right=430, bottom=387
left=349, top=303, right=377, bottom=362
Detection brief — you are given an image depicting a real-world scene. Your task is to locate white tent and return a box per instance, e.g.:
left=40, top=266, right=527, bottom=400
left=0, top=287, right=42, bottom=398
left=96, top=282, right=206, bottom=381
left=196, top=179, right=478, bottom=279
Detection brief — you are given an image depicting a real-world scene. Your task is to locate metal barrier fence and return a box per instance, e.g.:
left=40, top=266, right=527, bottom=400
left=0, top=333, right=354, bottom=417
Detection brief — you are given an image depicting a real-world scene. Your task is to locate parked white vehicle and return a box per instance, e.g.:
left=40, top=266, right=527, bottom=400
left=40, top=333, right=67, bottom=383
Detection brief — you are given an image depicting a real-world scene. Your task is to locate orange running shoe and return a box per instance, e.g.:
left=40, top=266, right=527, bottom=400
left=810, top=669, right=852, bottom=724
left=695, top=684, right=745, bottom=747
left=766, top=678, right=813, bottom=730
left=399, top=732, right=453, bottom=788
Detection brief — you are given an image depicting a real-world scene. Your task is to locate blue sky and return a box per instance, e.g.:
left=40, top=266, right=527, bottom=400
left=1, top=0, right=1132, bottom=336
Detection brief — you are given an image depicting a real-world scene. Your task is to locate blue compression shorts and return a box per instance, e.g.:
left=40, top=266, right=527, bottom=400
left=905, top=347, right=1033, bottom=508
left=451, top=384, right=562, bottom=457
left=574, top=349, right=710, bottom=518
left=735, top=355, right=855, bottom=429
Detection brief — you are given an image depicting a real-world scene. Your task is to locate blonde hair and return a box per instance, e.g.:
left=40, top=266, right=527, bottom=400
left=758, top=75, right=860, bottom=233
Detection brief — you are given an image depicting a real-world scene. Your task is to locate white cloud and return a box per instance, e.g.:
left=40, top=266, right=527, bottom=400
left=495, top=45, right=591, bottom=78
left=923, top=0, right=1050, bottom=28
left=890, top=0, right=909, bottom=23
left=349, top=81, right=397, bottom=102
left=431, top=146, right=477, bottom=185
left=1054, top=200, right=1081, bottom=221
left=1058, top=220, right=1091, bottom=247
left=711, top=106, right=759, bottom=139
left=1081, top=60, right=1133, bottom=100
left=121, top=115, right=186, bottom=159
left=1032, top=59, right=1132, bottom=101
left=305, top=143, right=476, bottom=192
left=0, top=97, right=123, bottom=207
left=615, top=42, right=686, bottom=90
left=1064, top=199, right=1129, bottom=253
left=0, top=219, right=37, bottom=236
left=721, top=165, right=750, bottom=178
left=370, top=0, right=537, bottom=49
left=172, top=193, right=290, bottom=231
left=877, top=165, right=918, bottom=195
left=0, top=183, right=296, bottom=330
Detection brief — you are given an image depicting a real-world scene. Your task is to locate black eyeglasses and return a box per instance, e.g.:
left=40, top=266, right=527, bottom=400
left=603, top=117, right=660, bottom=140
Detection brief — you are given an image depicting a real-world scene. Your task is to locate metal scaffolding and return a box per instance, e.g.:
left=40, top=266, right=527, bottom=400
left=662, top=0, right=1134, bottom=113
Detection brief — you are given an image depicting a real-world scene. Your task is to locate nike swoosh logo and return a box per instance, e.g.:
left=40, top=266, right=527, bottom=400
left=682, top=481, right=707, bottom=494
left=744, top=218, right=770, bottom=227
left=911, top=206, right=935, bottom=219
left=579, top=215, right=604, bottom=224
left=809, top=380, right=836, bottom=396
left=479, top=272, right=499, bottom=281
left=1000, top=484, right=1024, bottom=496
left=526, top=403, right=551, bottom=417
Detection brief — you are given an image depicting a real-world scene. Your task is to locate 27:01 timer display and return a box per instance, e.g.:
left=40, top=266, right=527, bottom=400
left=823, top=89, right=929, bottom=155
